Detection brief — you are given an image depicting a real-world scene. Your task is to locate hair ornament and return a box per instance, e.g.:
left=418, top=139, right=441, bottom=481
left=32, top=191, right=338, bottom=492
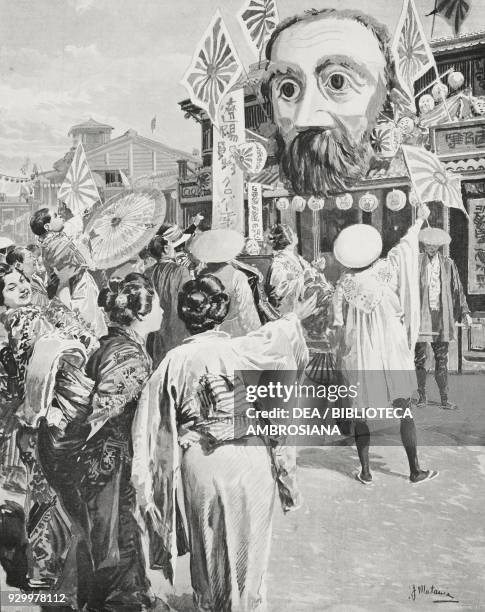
left=115, top=293, right=129, bottom=308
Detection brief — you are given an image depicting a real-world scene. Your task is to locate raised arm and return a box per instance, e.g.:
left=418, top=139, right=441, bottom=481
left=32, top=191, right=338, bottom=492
left=233, top=269, right=261, bottom=333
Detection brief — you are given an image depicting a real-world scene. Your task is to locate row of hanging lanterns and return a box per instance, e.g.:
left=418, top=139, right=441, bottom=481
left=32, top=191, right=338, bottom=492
left=276, top=189, right=419, bottom=213
left=275, top=195, right=325, bottom=212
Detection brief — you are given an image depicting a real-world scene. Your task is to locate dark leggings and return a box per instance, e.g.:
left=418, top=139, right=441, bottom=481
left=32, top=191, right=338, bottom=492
left=415, top=341, right=449, bottom=401
left=355, top=399, right=420, bottom=476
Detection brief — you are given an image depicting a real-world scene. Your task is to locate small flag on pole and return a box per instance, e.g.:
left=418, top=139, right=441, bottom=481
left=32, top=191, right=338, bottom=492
left=181, top=9, right=243, bottom=127
left=57, top=142, right=100, bottom=216
left=151, top=116, right=156, bottom=133
left=426, top=0, right=471, bottom=36
left=402, top=144, right=468, bottom=219
left=237, top=0, right=279, bottom=58
left=119, top=169, right=131, bottom=188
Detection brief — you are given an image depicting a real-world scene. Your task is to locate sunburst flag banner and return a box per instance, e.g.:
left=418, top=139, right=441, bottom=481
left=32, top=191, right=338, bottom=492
left=402, top=145, right=468, bottom=219
left=181, top=10, right=243, bottom=127
left=237, top=0, right=279, bottom=57
left=57, top=142, right=100, bottom=216
left=392, top=0, right=436, bottom=100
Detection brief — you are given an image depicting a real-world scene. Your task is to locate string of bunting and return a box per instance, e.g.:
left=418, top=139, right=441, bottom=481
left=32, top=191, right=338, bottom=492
left=0, top=173, right=32, bottom=184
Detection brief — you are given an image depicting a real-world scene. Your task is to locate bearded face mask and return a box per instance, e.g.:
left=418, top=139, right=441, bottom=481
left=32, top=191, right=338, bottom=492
left=275, top=121, right=375, bottom=197
left=263, top=13, right=397, bottom=197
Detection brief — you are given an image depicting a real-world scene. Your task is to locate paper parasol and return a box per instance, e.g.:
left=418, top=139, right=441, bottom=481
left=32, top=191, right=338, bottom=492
left=85, top=189, right=166, bottom=269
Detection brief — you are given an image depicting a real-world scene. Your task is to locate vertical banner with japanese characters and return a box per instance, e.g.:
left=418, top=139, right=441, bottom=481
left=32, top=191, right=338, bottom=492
left=212, top=88, right=245, bottom=232
left=247, top=182, right=263, bottom=241
left=468, top=199, right=485, bottom=294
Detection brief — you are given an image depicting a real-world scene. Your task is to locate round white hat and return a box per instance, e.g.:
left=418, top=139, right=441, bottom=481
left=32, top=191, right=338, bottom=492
left=0, top=236, right=14, bottom=250
left=188, top=229, right=245, bottom=263
left=418, top=227, right=451, bottom=246
left=333, top=224, right=383, bottom=269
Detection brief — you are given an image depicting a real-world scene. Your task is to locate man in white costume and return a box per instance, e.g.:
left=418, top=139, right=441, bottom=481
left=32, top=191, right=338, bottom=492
left=332, top=204, right=438, bottom=485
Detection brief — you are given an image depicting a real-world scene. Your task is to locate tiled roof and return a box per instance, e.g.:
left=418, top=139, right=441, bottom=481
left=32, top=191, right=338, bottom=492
left=431, top=29, right=485, bottom=52
left=68, top=118, right=114, bottom=135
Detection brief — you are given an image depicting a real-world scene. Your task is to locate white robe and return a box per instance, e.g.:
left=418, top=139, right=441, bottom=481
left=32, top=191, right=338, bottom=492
left=131, top=315, right=308, bottom=611
left=333, top=219, right=423, bottom=408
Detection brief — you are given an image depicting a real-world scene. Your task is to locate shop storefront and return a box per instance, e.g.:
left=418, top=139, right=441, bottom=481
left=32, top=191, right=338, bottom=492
left=431, top=118, right=485, bottom=312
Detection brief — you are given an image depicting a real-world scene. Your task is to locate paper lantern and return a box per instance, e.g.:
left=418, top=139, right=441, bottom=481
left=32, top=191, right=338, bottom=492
left=397, top=116, right=415, bottom=136
left=170, top=190, right=177, bottom=200
left=386, top=189, right=406, bottom=212
left=448, top=71, right=464, bottom=91
left=276, top=197, right=289, bottom=211
left=245, top=238, right=260, bottom=255
left=419, top=94, right=435, bottom=114
left=291, top=195, right=306, bottom=212
left=336, top=193, right=353, bottom=210
left=359, top=192, right=378, bottom=213
left=408, top=190, right=419, bottom=207
left=307, top=196, right=324, bottom=211
left=431, top=82, right=448, bottom=102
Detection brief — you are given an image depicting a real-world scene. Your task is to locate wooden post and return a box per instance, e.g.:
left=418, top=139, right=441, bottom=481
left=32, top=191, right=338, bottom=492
left=458, top=325, right=463, bottom=374
left=313, top=210, right=320, bottom=261
left=128, top=142, right=134, bottom=182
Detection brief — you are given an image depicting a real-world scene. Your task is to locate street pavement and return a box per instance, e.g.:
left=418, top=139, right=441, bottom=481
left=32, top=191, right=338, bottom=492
left=1, top=373, right=485, bottom=611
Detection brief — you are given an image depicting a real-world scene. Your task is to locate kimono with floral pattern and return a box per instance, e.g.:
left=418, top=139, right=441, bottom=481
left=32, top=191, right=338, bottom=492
left=79, top=326, right=154, bottom=611
left=2, top=301, right=97, bottom=605
left=265, top=247, right=317, bottom=315
left=132, top=314, right=308, bottom=611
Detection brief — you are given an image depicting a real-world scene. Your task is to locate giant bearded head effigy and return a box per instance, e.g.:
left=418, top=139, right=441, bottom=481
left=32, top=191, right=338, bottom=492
left=262, top=9, right=404, bottom=197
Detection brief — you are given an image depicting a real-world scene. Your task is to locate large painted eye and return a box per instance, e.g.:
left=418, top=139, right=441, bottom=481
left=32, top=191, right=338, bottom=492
left=325, top=72, right=351, bottom=92
left=278, top=78, right=301, bottom=101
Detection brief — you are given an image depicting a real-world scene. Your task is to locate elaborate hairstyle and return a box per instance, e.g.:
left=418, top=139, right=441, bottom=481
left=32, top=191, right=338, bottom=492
left=261, top=8, right=405, bottom=119
left=98, top=273, right=155, bottom=326
left=0, top=263, right=15, bottom=306
left=178, top=274, right=230, bottom=335
left=5, top=247, right=27, bottom=267
left=30, top=208, right=51, bottom=237
left=147, top=235, right=169, bottom=260
left=267, top=224, right=297, bottom=251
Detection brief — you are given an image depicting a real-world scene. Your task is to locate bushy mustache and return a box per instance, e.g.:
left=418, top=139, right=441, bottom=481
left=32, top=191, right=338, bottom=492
left=276, top=126, right=373, bottom=197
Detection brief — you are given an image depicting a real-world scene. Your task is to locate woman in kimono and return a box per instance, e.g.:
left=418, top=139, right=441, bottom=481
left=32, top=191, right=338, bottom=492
left=0, top=263, right=29, bottom=495
left=188, top=229, right=261, bottom=337
left=77, top=273, right=168, bottom=612
left=144, top=230, right=193, bottom=368
left=0, top=263, right=97, bottom=607
left=265, top=229, right=338, bottom=427
left=332, top=205, right=438, bottom=485
left=265, top=224, right=317, bottom=315
left=6, top=245, right=49, bottom=308
left=132, top=275, right=317, bottom=612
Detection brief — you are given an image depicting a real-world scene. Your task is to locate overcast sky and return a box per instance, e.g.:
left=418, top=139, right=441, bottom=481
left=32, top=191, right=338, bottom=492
left=0, top=0, right=484, bottom=175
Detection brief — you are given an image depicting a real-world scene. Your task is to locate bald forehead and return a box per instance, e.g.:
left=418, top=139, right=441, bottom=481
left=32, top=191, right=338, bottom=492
left=270, top=17, right=386, bottom=74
